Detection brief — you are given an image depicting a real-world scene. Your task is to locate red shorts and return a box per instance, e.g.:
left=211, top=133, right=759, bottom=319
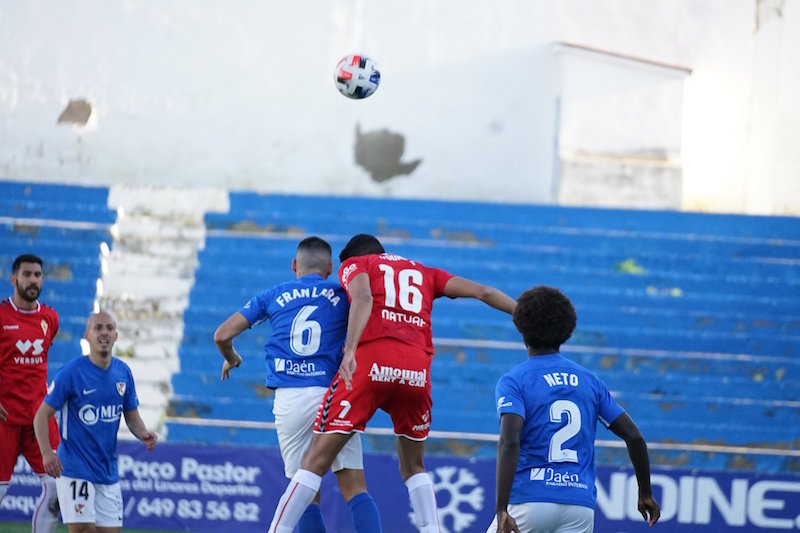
left=315, top=338, right=433, bottom=440
left=0, top=418, right=60, bottom=481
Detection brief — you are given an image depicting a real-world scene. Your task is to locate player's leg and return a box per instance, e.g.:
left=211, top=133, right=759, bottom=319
left=383, top=344, right=438, bottom=532
left=397, top=437, right=440, bottom=533
left=268, top=432, right=351, bottom=533
left=55, top=475, right=96, bottom=533
left=0, top=422, right=23, bottom=505
left=333, top=435, right=381, bottom=532
left=273, top=387, right=327, bottom=533
left=21, top=422, right=61, bottom=533
left=93, top=481, right=124, bottom=533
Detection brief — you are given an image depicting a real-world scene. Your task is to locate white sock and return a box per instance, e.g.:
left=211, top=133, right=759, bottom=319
left=405, top=472, right=440, bottom=532
left=268, top=469, right=321, bottom=533
left=32, top=475, right=59, bottom=533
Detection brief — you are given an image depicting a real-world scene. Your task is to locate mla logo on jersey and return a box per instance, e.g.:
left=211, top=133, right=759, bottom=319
left=78, top=403, right=124, bottom=425
left=116, top=382, right=126, bottom=396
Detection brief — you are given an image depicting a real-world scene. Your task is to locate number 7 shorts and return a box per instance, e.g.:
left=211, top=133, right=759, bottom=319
left=315, top=338, right=433, bottom=441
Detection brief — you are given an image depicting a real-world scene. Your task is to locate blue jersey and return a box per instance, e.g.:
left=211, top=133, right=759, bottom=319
left=44, top=355, right=139, bottom=484
left=495, top=353, right=624, bottom=509
left=239, top=273, right=349, bottom=389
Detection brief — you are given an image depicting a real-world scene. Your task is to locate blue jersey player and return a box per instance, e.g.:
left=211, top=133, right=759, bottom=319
left=33, top=311, right=157, bottom=532
left=488, top=286, right=660, bottom=533
left=213, top=236, right=381, bottom=533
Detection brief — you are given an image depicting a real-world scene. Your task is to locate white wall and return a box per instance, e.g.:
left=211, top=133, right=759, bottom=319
left=0, top=0, right=798, bottom=214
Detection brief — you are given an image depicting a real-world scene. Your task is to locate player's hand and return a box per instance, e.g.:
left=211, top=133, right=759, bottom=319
left=0, top=401, right=7, bottom=422
left=339, top=349, right=357, bottom=390
left=638, top=494, right=661, bottom=526
left=140, top=431, right=158, bottom=451
left=42, top=449, right=62, bottom=478
left=220, top=352, right=243, bottom=381
left=495, top=510, right=520, bottom=533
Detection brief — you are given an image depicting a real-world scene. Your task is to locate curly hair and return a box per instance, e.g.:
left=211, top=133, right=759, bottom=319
left=512, top=286, right=577, bottom=350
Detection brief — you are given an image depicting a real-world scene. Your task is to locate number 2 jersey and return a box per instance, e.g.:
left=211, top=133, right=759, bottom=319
left=495, top=353, right=625, bottom=509
left=0, top=298, right=59, bottom=425
left=338, top=253, right=453, bottom=353
left=238, top=273, right=349, bottom=389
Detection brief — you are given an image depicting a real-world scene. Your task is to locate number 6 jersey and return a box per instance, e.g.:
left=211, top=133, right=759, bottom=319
left=239, top=273, right=349, bottom=389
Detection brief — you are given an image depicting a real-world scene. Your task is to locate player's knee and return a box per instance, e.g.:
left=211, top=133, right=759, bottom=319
left=335, top=468, right=368, bottom=499
left=39, top=475, right=59, bottom=515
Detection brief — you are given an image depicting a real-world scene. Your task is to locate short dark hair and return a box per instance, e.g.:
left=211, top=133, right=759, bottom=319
left=296, top=236, right=332, bottom=272
left=339, top=234, right=385, bottom=262
left=512, top=286, right=577, bottom=350
left=12, top=254, right=44, bottom=274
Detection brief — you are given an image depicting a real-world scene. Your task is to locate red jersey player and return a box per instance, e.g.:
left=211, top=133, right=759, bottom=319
left=269, top=234, right=517, bottom=533
left=0, top=254, right=61, bottom=532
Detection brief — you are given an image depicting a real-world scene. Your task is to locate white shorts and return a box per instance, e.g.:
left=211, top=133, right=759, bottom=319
left=273, top=386, right=364, bottom=478
left=486, top=502, right=594, bottom=533
left=55, top=475, right=123, bottom=527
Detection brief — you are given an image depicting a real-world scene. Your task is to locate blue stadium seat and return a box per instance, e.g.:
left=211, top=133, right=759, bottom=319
left=168, top=192, right=800, bottom=473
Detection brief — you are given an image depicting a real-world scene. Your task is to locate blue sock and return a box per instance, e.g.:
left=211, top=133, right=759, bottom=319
left=348, top=492, right=382, bottom=533
left=298, top=503, right=326, bottom=533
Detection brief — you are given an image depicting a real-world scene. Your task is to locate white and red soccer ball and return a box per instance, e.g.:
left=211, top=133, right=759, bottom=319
left=334, top=54, right=380, bottom=99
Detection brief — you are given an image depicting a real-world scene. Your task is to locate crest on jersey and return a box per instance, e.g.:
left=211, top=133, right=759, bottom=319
left=40, top=319, right=48, bottom=335
left=74, top=503, right=85, bottom=515
left=116, top=382, right=126, bottom=396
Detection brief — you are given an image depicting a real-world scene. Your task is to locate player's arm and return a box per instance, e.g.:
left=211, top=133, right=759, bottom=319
left=608, top=412, right=660, bottom=526
left=33, top=402, right=62, bottom=478
left=442, top=277, right=516, bottom=314
left=124, top=409, right=158, bottom=450
left=213, top=311, right=249, bottom=380
left=340, top=272, right=373, bottom=390
left=494, top=413, right=522, bottom=533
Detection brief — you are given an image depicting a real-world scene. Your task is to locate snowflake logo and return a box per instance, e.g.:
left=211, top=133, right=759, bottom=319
left=408, top=466, right=485, bottom=533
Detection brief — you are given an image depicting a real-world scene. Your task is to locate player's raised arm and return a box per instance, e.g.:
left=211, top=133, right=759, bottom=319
left=442, top=276, right=517, bottom=314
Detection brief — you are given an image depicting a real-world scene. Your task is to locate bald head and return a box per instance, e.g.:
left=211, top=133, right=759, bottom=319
left=84, top=311, right=118, bottom=359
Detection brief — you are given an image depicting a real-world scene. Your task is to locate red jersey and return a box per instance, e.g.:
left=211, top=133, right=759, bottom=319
left=0, top=298, right=59, bottom=425
left=339, top=253, right=453, bottom=354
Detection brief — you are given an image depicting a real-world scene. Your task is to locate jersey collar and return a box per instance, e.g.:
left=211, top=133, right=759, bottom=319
left=8, top=298, right=41, bottom=314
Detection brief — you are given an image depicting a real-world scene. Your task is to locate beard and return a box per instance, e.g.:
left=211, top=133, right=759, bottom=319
left=17, top=282, right=41, bottom=303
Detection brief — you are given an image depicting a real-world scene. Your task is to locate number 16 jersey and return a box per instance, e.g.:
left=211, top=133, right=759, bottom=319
left=338, top=253, right=453, bottom=354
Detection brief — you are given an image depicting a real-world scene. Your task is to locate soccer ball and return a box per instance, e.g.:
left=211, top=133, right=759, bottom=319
left=334, top=54, right=380, bottom=99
